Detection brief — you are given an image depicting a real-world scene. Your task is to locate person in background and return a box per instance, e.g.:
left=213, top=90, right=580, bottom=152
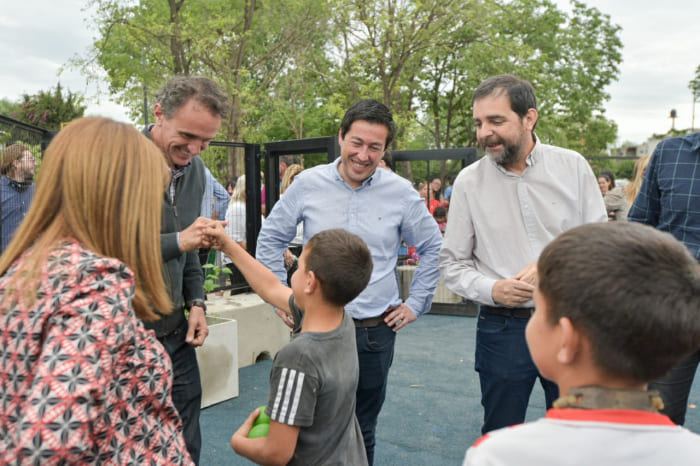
left=628, top=132, right=700, bottom=427
left=256, top=99, right=442, bottom=465
left=597, top=170, right=615, bottom=195
left=145, top=75, right=228, bottom=464
left=428, top=177, right=443, bottom=213
left=0, top=117, right=192, bottom=464
left=1, top=143, right=36, bottom=253
left=433, top=206, right=447, bottom=236
left=223, top=174, right=252, bottom=292
left=199, top=166, right=230, bottom=266
left=598, top=169, right=628, bottom=221
left=625, top=155, right=651, bottom=207
left=378, top=151, right=393, bottom=171
left=463, top=222, right=700, bottom=465
left=281, top=164, right=305, bottom=285
left=440, top=74, right=606, bottom=435
left=226, top=178, right=236, bottom=196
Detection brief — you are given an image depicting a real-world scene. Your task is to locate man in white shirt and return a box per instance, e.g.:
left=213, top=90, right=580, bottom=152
left=440, top=74, right=606, bottom=434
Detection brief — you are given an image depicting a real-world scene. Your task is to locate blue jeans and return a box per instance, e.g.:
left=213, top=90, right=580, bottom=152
left=475, top=308, right=558, bottom=434
left=649, top=349, right=700, bottom=425
left=159, top=325, right=202, bottom=465
left=355, top=323, right=396, bottom=466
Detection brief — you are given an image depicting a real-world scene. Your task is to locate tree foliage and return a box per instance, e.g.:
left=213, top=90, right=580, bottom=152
left=2, top=83, right=86, bottom=131
left=73, top=0, right=622, bottom=181
left=690, top=64, right=700, bottom=101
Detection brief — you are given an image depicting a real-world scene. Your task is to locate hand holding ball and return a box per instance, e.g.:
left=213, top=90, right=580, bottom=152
left=248, top=406, right=270, bottom=438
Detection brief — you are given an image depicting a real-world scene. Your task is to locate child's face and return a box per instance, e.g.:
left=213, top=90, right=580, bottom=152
left=435, top=215, right=446, bottom=223
left=526, top=287, right=561, bottom=382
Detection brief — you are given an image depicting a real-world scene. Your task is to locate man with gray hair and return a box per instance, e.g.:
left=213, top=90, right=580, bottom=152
left=144, top=75, right=228, bottom=464
left=440, top=74, right=606, bottom=435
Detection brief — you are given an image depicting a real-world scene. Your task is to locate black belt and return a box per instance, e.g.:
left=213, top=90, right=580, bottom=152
left=353, top=311, right=390, bottom=328
left=481, top=305, right=534, bottom=319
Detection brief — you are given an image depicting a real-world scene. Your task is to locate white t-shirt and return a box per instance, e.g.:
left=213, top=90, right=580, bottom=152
left=463, top=408, right=700, bottom=466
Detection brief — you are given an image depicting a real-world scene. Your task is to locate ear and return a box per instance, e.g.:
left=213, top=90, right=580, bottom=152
left=523, top=108, right=538, bottom=132
left=556, top=317, right=581, bottom=365
left=304, top=270, right=318, bottom=296
left=153, top=103, right=164, bottom=125
left=338, top=128, right=344, bottom=147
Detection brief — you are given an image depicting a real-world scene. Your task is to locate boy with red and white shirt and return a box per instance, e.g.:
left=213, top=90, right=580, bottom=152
left=464, top=222, right=700, bottom=465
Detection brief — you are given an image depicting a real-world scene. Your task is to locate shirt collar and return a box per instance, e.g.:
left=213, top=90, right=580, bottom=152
left=489, top=135, right=540, bottom=176
left=332, top=157, right=377, bottom=189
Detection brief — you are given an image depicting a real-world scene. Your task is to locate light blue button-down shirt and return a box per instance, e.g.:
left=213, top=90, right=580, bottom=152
left=256, top=159, right=443, bottom=319
left=201, top=166, right=230, bottom=221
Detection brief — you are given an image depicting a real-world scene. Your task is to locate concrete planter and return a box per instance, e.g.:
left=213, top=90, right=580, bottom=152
left=196, top=315, right=239, bottom=408
left=207, top=292, right=291, bottom=368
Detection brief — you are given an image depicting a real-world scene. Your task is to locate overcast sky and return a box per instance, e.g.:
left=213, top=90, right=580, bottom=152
left=1, top=0, right=698, bottom=146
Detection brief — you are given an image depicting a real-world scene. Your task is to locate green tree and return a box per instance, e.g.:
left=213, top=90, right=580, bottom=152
left=73, top=0, right=622, bottom=182
left=74, top=0, right=332, bottom=178
left=11, top=83, right=86, bottom=130
left=690, top=64, right=700, bottom=130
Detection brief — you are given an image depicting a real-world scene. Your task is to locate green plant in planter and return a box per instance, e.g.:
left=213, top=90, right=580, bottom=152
left=202, top=263, right=232, bottom=294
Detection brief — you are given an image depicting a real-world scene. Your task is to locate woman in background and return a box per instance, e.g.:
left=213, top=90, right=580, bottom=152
left=0, top=118, right=192, bottom=464
left=280, top=164, right=304, bottom=285
left=625, top=155, right=651, bottom=208
left=598, top=170, right=628, bottom=221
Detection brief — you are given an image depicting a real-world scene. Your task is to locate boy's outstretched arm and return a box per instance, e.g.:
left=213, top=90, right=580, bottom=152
left=231, top=408, right=299, bottom=466
left=206, top=223, right=292, bottom=313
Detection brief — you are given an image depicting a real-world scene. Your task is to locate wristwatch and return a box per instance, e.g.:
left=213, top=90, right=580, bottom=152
left=187, top=299, right=207, bottom=314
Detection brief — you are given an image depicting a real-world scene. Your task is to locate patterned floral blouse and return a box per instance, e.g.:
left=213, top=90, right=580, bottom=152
left=0, top=240, right=193, bottom=465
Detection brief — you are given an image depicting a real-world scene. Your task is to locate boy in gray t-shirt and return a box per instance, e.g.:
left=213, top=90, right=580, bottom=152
left=207, top=226, right=371, bottom=465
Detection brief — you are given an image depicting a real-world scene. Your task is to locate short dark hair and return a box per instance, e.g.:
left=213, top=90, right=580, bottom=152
left=599, top=170, right=616, bottom=189
left=154, top=76, right=228, bottom=119
left=339, top=99, right=396, bottom=149
left=304, top=229, right=373, bottom=307
left=473, top=74, right=538, bottom=133
left=433, top=206, right=447, bottom=219
left=538, top=222, right=700, bottom=384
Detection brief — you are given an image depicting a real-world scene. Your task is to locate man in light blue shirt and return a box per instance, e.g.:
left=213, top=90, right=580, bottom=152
left=256, top=99, right=442, bottom=465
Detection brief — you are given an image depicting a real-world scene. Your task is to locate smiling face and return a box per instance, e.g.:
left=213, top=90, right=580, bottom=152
left=598, top=176, right=610, bottom=195
left=337, top=120, right=388, bottom=188
left=152, top=98, right=221, bottom=167
left=473, top=93, right=536, bottom=169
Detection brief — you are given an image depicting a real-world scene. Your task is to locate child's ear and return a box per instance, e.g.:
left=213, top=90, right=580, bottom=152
left=304, top=270, right=318, bottom=295
left=557, top=317, right=581, bottom=365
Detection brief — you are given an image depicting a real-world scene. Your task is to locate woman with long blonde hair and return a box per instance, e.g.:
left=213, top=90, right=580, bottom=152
left=625, top=155, right=651, bottom=206
left=0, top=118, right=192, bottom=464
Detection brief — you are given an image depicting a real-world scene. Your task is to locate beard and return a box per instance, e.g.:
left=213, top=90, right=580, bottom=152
left=480, top=135, right=524, bottom=167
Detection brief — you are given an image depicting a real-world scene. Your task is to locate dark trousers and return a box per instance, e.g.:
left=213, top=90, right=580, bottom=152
left=476, top=307, right=559, bottom=434
left=355, top=323, right=396, bottom=466
left=649, top=349, right=700, bottom=425
left=159, top=325, right=202, bottom=465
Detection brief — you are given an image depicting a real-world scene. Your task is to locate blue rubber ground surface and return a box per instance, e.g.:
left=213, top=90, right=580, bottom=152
left=200, top=314, right=700, bottom=465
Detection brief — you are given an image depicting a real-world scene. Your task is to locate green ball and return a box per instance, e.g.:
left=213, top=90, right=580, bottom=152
left=248, top=423, right=269, bottom=439
left=254, top=406, right=270, bottom=426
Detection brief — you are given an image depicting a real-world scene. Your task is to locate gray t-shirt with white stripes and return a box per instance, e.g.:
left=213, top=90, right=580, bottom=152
left=265, top=295, right=367, bottom=465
